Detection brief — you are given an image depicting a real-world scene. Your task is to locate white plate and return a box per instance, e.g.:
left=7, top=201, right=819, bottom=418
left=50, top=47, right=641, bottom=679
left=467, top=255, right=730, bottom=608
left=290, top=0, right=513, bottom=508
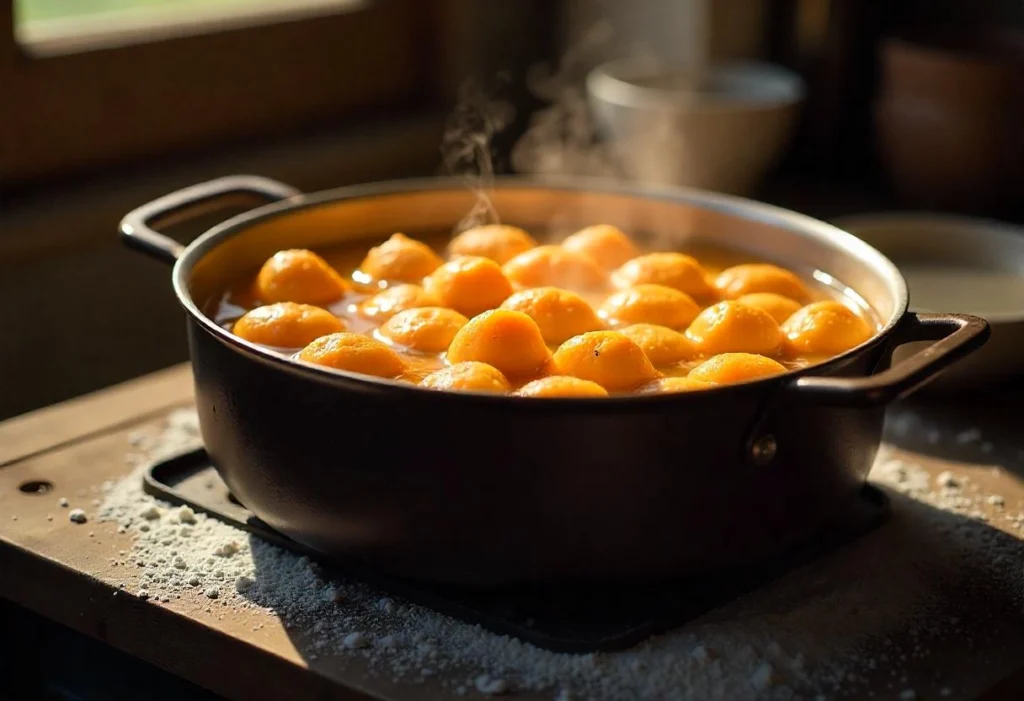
left=833, top=213, right=1024, bottom=389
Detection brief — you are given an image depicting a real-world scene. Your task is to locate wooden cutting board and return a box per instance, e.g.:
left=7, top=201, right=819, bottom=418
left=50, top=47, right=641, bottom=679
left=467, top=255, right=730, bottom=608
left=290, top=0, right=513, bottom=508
left=1, top=363, right=1023, bottom=701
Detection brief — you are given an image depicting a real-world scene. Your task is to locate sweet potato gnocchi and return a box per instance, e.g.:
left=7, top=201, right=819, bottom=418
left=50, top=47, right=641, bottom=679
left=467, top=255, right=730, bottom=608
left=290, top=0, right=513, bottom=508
left=515, top=375, right=609, bottom=398
left=256, top=249, right=349, bottom=305
left=448, top=224, right=537, bottom=264
left=376, top=307, right=468, bottom=353
left=500, top=287, right=604, bottom=345
left=357, top=233, right=443, bottom=283
left=598, top=284, right=700, bottom=329
left=209, top=222, right=879, bottom=396
left=423, top=256, right=513, bottom=317
left=561, top=225, right=639, bottom=270
left=233, top=302, right=346, bottom=348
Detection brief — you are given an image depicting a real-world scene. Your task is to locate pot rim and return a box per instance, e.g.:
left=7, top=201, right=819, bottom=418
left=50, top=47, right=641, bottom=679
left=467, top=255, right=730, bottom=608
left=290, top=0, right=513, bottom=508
left=169, top=175, right=908, bottom=409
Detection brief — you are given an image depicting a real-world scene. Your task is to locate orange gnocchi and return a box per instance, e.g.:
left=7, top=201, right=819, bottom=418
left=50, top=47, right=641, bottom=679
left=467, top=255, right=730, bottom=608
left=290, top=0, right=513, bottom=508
left=715, top=263, right=810, bottom=303
left=297, top=333, right=407, bottom=378
left=359, top=284, right=436, bottom=322
left=449, top=224, right=537, bottom=264
left=561, top=225, right=639, bottom=269
left=640, top=377, right=713, bottom=394
left=376, top=307, right=468, bottom=353
left=618, top=324, right=696, bottom=366
left=233, top=303, right=346, bottom=348
left=256, top=249, right=349, bottom=305
left=358, top=233, right=443, bottom=283
left=687, top=353, right=787, bottom=385
left=446, top=310, right=552, bottom=378
left=599, top=284, right=701, bottom=329
left=685, top=301, right=784, bottom=357
left=503, top=245, right=609, bottom=292
left=215, top=226, right=880, bottom=396
left=500, top=287, right=604, bottom=345
left=550, top=331, right=659, bottom=392
left=424, top=256, right=514, bottom=317
left=420, top=362, right=511, bottom=393
left=515, top=376, right=609, bottom=398
left=782, top=301, right=873, bottom=357
left=611, top=253, right=715, bottom=301
left=735, top=293, right=803, bottom=324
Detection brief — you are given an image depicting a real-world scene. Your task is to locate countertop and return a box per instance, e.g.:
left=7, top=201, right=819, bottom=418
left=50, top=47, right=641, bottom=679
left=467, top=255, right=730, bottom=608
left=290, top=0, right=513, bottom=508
left=1, top=364, right=1023, bottom=700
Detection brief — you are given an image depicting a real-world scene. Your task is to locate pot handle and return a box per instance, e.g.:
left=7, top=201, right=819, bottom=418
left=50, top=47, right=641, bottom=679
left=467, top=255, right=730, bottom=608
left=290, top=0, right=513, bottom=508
left=119, top=175, right=301, bottom=266
left=785, top=312, right=990, bottom=406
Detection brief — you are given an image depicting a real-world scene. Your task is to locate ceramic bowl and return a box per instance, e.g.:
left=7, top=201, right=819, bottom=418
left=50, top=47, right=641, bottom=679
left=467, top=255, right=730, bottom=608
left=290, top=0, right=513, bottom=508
left=586, top=59, right=804, bottom=196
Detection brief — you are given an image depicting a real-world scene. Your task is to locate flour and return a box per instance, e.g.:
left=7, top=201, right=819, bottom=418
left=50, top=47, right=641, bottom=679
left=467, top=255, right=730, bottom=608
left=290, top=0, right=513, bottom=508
left=476, top=674, right=510, bottom=695
left=97, top=408, right=1024, bottom=700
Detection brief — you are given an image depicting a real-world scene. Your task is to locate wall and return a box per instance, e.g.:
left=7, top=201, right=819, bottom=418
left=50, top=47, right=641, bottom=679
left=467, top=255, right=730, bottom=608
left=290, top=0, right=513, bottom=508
left=888, top=0, right=1024, bottom=28
left=559, top=0, right=767, bottom=67
left=0, top=0, right=559, bottom=420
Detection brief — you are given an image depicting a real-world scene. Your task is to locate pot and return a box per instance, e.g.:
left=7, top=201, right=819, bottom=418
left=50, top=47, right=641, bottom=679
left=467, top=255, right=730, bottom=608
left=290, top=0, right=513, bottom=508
left=875, top=31, right=1024, bottom=212
left=120, top=175, right=988, bottom=584
left=873, top=95, right=1015, bottom=212
left=879, top=30, right=1024, bottom=112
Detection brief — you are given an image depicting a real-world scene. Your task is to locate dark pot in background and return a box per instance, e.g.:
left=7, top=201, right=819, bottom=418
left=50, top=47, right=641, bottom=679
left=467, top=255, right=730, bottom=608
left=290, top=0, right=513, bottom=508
left=874, top=29, right=1024, bottom=213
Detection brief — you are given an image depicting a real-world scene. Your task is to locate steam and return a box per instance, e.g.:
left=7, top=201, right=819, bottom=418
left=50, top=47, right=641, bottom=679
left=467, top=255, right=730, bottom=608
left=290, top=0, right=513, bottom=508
left=438, top=15, right=668, bottom=242
left=511, top=19, right=629, bottom=179
left=504, top=19, right=680, bottom=242
left=439, top=77, right=516, bottom=234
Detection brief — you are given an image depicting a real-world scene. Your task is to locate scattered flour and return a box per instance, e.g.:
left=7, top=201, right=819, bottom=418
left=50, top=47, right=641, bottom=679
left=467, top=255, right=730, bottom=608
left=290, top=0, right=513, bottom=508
left=475, top=674, right=510, bottom=695
left=955, top=429, right=982, bottom=445
left=98, top=408, right=1024, bottom=700
left=344, top=632, right=370, bottom=650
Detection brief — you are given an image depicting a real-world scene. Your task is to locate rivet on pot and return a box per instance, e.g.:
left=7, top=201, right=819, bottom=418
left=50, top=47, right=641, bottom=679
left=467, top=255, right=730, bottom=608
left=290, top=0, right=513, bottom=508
left=750, top=434, right=777, bottom=466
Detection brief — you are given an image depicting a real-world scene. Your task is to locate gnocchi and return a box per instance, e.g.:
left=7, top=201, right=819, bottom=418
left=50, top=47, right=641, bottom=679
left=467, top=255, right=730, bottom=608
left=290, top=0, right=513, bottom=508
left=211, top=223, right=877, bottom=397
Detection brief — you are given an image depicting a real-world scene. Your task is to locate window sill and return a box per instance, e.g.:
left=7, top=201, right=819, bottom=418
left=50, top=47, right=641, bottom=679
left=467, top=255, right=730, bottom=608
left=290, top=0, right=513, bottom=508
left=16, top=0, right=370, bottom=57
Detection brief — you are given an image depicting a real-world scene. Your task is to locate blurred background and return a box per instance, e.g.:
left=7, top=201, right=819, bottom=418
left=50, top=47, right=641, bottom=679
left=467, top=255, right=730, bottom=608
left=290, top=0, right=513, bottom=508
left=2, top=0, right=1023, bottom=419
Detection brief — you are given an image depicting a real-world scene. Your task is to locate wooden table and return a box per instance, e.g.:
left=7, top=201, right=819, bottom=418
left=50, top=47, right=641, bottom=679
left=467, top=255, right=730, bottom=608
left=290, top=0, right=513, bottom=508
left=2, top=364, right=1023, bottom=701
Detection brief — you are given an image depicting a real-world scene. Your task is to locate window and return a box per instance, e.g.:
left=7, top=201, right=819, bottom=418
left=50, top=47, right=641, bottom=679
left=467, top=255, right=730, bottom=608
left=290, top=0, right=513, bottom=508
left=1, top=0, right=439, bottom=186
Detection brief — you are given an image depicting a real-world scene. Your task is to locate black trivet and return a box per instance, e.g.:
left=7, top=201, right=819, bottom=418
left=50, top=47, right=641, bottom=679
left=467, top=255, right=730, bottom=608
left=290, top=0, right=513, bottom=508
left=144, top=448, right=889, bottom=654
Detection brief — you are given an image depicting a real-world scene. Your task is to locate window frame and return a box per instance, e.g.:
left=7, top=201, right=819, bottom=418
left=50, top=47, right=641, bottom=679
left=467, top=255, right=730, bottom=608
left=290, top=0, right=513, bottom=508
left=0, top=0, right=442, bottom=186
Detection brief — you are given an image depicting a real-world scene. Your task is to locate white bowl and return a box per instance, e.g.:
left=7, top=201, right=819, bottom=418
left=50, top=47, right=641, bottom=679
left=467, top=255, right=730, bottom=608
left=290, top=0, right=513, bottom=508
left=586, top=59, right=805, bottom=195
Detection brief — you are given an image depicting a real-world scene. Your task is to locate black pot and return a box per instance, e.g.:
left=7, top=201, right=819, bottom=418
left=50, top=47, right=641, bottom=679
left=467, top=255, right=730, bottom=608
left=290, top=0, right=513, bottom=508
left=120, top=175, right=989, bottom=584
